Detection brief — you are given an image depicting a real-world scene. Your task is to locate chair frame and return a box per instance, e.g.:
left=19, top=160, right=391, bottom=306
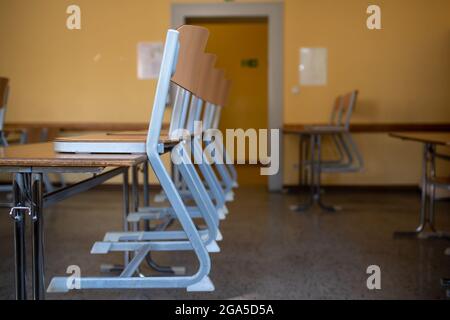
left=48, top=26, right=221, bottom=292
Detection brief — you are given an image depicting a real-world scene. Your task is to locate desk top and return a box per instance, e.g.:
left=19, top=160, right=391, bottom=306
left=55, top=133, right=148, bottom=143
left=284, top=125, right=347, bottom=135
left=389, top=132, right=450, bottom=146
left=284, top=123, right=450, bottom=134
left=4, top=122, right=153, bottom=132
left=107, top=130, right=148, bottom=136
left=53, top=132, right=183, bottom=154
left=54, top=132, right=176, bottom=143
left=0, top=143, right=147, bottom=168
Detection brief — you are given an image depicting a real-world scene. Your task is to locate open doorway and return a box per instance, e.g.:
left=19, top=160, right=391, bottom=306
left=172, top=3, right=284, bottom=191
left=187, top=17, right=268, bottom=186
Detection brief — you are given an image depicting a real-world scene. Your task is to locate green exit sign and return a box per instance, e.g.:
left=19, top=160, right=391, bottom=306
left=241, top=59, right=259, bottom=68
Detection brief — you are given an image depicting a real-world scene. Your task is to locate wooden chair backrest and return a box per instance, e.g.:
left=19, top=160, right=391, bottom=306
left=196, top=53, right=217, bottom=101
left=341, top=90, right=359, bottom=129
left=147, top=26, right=208, bottom=149
left=171, top=25, right=209, bottom=93
left=330, top=96, right=343, bottom=125
left=203, top=68, right=222, bottom=106
left=0, top=77, right=9, bottom=109
left=212, top=69, right=225, bottom=106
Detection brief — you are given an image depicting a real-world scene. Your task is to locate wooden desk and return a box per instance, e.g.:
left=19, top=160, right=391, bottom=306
left=3, top=122, right=168, bottom=143
left=284, top=122, right=450, bottom=134
left=285, top=124, right=450, bottom=187
left=391, top=132, right=450, bottom=293
left=4, top=122, right=150, bottom=132
left=54, top=132, right=178, bottom=154
left=1, top=142, right=147, bottom=300
left=0, top=142, right=147, bottom=167
left=389, top=132, right=450, bottom=239
left=389, top=132, right=450, bottom=146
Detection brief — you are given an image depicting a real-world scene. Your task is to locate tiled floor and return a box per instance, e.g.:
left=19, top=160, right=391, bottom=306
left=0, top=186, right=449, bottom=300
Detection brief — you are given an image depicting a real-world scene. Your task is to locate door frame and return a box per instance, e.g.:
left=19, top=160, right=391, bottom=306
left=172, top=3, right=284, bottom=192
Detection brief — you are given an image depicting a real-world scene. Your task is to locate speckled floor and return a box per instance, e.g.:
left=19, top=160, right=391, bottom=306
left=0, top=186, right=449, bottom=300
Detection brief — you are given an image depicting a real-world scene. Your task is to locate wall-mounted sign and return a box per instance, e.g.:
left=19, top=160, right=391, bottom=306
left=300, top=47, right=328, bottom=86
left=137, top=42, right=163, bottom=80
left=241, top=58, right=259, bottom=68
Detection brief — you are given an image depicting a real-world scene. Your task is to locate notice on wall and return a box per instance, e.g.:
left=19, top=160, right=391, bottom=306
left=137, top=42, right=163, bottom=79
left=299, top=47, right=328, bottom=86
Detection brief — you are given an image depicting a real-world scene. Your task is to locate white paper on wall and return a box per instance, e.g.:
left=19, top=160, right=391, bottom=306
left=137, top=42, right=163, bottom=79
left=299, top=47, right=328, bottom=86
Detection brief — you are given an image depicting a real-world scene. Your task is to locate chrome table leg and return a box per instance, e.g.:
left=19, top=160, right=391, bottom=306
left=394, top=143, right=431, bottom=238
left=31, top=173, right=45, bottom=300
left=291, top=134, right=340, bottom=212
left=11, top=173, right=27, bottom=300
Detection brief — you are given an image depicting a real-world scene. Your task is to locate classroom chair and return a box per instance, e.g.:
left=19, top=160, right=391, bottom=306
left=101, top=66, right=228, bottom=250
left=303, top=90, right=363, bottom=174
left=0, top=77, right=9, bottom=146
left=97, top=65, right=235, bottom=281
left=292, top=90, right=363, bottom=212
left=155, top=70, right=237, bottom=204
left=48, top=25, right=221, bottom=292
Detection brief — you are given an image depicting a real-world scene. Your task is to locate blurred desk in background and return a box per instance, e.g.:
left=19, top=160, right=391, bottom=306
left=4, top=122, right=152, bottom=143
left=284, top=122, right=450, bottom=134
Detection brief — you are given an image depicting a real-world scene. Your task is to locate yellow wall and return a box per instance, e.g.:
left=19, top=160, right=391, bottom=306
left=0, top=0, right=170, bottom=122
left=0, top=0, right=449, bottom=186
left=284, top=0, right=450, bottom=185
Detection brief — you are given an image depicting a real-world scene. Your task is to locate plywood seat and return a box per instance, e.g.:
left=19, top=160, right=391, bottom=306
left=54, top=132, right=179, bottom=154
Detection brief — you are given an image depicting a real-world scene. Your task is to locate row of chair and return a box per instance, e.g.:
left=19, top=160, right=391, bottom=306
left=303, top=90, right=362, bottom=176
left=292, top=90, right=363, bottom=212
left=49, top=25, right=237, bottom=292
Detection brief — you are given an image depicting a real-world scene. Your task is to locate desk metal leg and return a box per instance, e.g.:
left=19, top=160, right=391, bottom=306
left=290, top=134, right=314, bottom=212
left=131, top=165, right=140, bottom=231
left=394, top=143, right=431, bottom=238
left=394, top=143, right=450, bottom=239
left=101, top=168, right=147, bottom=274
left=143, top=162, right=150, bottom=208
left=299, top=135, right=308, bottom=187
left=131, top=165, right=145, bottom=277
left=298, top=135, right=303, bottom=186
left=291, top=134, right=340, bottom=212
left=11, top=173, right=27, bottom=300
left=123, top=169, right=130, bottom=266
left=31, top=173, right=45, bottom=300
left=441, top=278, right=450, bottom=298
left=143, top=162, right=170, bottom=273
left=315, top=135, right=340, bottom=212
left=142, top=162, right=187, bottom=276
